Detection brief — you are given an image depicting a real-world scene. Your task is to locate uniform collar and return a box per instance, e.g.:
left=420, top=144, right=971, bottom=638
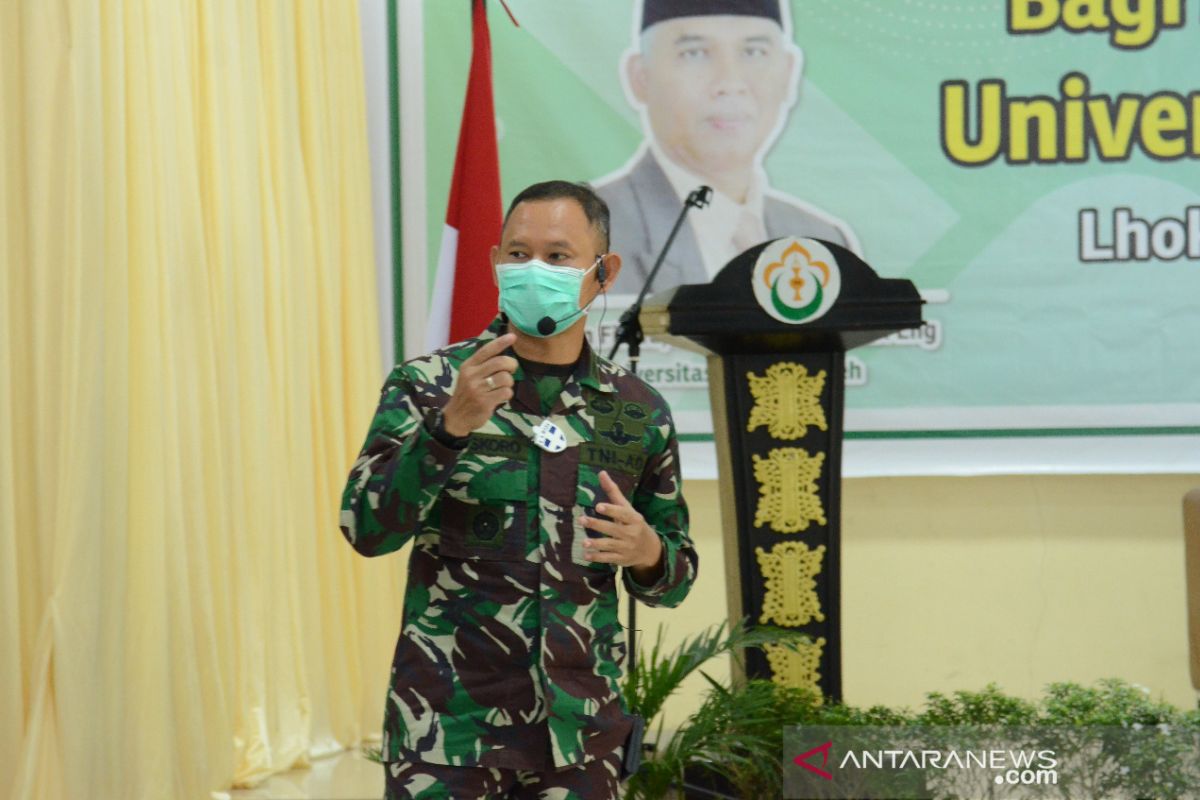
left=479, top=315, right=617, bottom=417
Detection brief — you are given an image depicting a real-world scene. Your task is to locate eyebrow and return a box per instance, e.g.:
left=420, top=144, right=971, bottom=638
left=672, top=33, right=776, bottom=46
left=505, top=238, right=576, bottom=250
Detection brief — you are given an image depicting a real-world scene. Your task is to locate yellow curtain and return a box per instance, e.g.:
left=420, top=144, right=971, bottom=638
left=0, top=2, right=403, bottom=798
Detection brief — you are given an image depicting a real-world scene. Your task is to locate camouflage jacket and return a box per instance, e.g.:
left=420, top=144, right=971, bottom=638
left=339, top=315, right=697, bottom=771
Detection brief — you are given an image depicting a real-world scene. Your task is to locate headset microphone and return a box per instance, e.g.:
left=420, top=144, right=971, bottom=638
left=537, top=300, right=591, bottom=336
left=536, top=256, right=608, bottom=337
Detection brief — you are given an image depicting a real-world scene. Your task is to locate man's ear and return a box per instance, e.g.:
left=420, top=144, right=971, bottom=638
left=598, top=253, right=622, bottom=293
left=785, top=46, right=799, bottom=85
left=490, top=244, right=500, bottom=287
left=783, top=44, right=803, bottom=105
left=626, top=53, right=648, bottom=106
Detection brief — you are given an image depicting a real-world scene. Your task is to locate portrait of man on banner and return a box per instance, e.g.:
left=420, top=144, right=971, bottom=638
left=595, top=0, right=860, bottom=296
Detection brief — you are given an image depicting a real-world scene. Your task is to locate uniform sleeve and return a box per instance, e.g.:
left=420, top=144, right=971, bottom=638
left=622, top=411, right=697, bottom=607
left=338, top=365, right=461, bottom=557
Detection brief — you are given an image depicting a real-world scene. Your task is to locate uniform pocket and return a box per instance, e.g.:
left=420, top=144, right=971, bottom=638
left=438, top=495, right=528, bottom=562
left=439, top=443, right=529, bottom=562
left=573, top=461, right=641, bottom=571
left=443, top=437, right=529, bottom=502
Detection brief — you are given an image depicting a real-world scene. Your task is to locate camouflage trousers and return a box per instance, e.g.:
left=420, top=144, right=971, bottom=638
left=382, top=748, right=623, bottom=800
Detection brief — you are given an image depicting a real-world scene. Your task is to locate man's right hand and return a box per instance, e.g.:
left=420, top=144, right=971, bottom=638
left=441, top=333, right=519, bottom=437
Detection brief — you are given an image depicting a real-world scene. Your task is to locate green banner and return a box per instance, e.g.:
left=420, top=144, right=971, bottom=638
left=419, top=0, right=1200, bottom=442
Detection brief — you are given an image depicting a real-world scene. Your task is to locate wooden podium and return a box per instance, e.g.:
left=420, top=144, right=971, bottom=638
left=641, top=237, right=922, bottom=703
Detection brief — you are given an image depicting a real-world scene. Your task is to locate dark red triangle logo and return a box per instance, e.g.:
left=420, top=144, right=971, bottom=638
left=794, top=740, right=834, bottom=780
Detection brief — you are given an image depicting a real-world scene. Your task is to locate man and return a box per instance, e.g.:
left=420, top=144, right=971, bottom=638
left=340, top=181, right=697, bottom=800
left=595, top=0, right=859, bottom=296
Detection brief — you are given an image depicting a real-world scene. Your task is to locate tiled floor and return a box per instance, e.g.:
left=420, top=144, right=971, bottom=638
left=219, top=750, right=384, bottom=800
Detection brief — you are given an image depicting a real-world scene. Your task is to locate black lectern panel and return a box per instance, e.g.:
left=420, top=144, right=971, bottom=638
left=642, top=238, right=921, bottom=703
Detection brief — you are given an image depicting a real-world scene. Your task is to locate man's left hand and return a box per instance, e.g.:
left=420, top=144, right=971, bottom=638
left=579, top=470, right=664, bottom=582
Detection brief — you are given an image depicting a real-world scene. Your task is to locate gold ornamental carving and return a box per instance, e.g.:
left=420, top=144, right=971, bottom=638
left=752, top=448, right=826, bottom=533
left=756, top=542, right=826, bottom=627
left=765, top=637, right=826, bottom=701
left=746, top=362, right=827, bottom=440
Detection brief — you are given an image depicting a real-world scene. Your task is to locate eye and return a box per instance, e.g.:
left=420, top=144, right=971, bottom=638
left=549, top=252, right=571, bottom=262
left=678, top=46, right=708, bottom=61
left=744, top=44, right=769, bottom=58
left=506, top=249, right=529, bottom=260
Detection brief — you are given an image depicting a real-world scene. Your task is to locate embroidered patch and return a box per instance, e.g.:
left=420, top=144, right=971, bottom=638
left=589, top=395, right=617, bottom=416
left=592, top=399, right=650, bottom=447
left=466, top=506, right=504, bottom=548
left=579, top=442, right=647, bottom=476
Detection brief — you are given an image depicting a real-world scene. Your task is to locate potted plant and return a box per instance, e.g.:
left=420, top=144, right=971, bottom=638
left=621, top=618, right=817, bottom=799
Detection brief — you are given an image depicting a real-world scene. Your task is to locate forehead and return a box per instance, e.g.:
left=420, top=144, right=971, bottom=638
left=644, top=14, right=784, bottom=50
left=501, top=198, right=596, bottom=245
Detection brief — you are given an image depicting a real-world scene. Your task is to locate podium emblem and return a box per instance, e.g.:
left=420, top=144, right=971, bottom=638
left=752, top=238, right=842, bottom=325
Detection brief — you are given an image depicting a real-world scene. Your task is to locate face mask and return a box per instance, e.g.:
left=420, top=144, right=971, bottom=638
left=496, top=258, right=600, bottom=338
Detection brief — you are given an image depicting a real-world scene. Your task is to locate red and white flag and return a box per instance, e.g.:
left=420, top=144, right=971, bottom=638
left=426, top=0, right=502, bottom=350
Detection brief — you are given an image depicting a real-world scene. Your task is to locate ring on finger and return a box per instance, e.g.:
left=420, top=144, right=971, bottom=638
left=485, top=375, right=496, bottom=390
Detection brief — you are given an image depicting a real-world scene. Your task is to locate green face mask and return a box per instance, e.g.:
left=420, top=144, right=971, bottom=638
left=496, top=258, right=600, bottom=338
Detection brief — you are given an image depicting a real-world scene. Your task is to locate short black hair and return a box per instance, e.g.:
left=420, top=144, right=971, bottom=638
left=503, top=180, right=610, bottom=253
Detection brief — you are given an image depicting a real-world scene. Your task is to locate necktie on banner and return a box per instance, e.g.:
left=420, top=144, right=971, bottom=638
left=427, top=0, right=503, bottom=351
left=732, top=205, right=768, bottom=255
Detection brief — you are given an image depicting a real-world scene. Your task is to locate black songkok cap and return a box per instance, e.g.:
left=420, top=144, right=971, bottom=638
left=641, top=0, right=783, bottom=31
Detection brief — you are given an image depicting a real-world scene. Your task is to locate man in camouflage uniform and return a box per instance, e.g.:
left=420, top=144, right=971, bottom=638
left=340, top=181, right=698, bottom=799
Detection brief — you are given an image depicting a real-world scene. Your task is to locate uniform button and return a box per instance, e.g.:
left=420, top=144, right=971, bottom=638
left=473, top=510, right=501, bottom=540
left=423, top=454, right=436, bottom=468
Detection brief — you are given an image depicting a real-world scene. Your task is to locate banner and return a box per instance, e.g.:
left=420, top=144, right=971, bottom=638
left=411, top=1, right=1200, bottom=474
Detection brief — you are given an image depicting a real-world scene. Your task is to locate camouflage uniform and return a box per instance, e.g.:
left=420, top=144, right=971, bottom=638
left=339, top=315, right=697, bottom=775
left=383, top=748, right=622, bottom=799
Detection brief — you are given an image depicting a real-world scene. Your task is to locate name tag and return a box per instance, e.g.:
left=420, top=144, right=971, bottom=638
left=467, top=433, right=529, bottom=462
left=579, top=441, right=647, bottom=476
